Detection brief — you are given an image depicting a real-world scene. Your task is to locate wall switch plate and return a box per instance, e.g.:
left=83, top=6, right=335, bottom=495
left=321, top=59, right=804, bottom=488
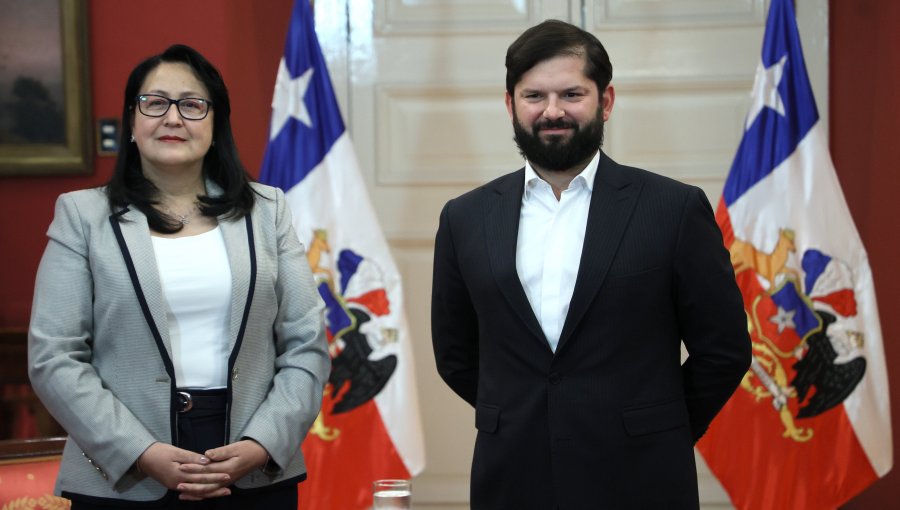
left=96, top=118, right=119, bottom=156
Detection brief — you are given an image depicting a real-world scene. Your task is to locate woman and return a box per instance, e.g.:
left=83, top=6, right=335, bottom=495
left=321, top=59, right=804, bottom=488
left=27, top=44, right=330, bottom=508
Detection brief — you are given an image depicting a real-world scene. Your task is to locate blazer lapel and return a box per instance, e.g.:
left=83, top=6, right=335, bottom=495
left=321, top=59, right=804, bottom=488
left=219, top=214, right=254, bottom=355
left=110, top=207, right=173, bottom=363
left=557, top=154, right=642, bottom=353
left=203, top=178, right=256, bottom=357
left=484, top=170, right=547, bottom=348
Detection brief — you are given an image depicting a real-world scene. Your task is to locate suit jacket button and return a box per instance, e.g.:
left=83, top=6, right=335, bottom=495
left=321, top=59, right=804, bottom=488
left=232, top=368, right=239, bottom=381
left=549, top=373, right=561, bottom=385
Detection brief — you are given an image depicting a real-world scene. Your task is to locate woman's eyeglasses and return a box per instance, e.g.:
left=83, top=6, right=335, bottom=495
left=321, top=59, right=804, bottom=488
left=135, top=94, right=213, bottom=120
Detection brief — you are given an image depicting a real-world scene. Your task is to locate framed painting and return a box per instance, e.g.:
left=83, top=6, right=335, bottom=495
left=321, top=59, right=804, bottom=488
left=0, top=0, right=91, bottom=175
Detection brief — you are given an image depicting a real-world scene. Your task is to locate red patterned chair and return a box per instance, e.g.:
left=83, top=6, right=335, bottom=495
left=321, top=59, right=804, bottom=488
left=0, top=437, right=69, bottom=509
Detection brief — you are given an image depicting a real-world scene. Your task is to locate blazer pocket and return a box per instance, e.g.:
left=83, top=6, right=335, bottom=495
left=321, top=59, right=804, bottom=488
left=475, top=403, right=500, bottom=434
left=605, top=265, right=663, bottom=282
left=621, top=399, right=689, bottom=437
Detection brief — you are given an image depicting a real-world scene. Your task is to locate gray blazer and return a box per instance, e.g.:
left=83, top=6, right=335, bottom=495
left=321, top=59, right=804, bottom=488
left=28, top=183, right=330, bottom=502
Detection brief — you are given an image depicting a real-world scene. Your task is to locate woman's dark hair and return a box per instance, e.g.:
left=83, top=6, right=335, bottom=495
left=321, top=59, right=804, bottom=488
left=505, top=20, right=613, bottom=97
left=106, top=44, right=255, bottom=233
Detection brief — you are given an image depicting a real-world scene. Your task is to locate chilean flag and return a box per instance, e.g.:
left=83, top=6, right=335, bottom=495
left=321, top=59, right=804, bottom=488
left=259, top=1, right=425, bottom=508
left=697, top=0, right=893, bottom=508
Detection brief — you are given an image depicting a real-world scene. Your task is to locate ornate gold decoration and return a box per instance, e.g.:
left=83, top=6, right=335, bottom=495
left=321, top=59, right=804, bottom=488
left=309, top=409, right=340, bottom=442
left=1, top=495, right=71, bottom=510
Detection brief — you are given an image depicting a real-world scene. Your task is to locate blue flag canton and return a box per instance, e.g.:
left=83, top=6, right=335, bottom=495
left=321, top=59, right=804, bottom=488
left=722, top=0, right=820, bottom=206
left=259, top=0, right=345, bottom=191
left=770, top=280, right=820, bottom=338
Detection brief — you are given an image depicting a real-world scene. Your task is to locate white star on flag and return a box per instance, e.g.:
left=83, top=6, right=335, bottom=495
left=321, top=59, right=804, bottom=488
left=769, top=305, right=797, bottom=334
left=744, top=55, right=788, bottom=131
left=269, top=58, right=314, bottom=140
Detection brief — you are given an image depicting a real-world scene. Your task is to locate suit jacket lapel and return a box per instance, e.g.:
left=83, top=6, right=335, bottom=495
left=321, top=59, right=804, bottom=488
left=484, top=170, right=547, bottom=348
left=203, top=178, right=256, bottom=356
left=219, top=214, right=253, bottom=354
left=110, top=207, right=173, bottom=363
left=557, top=153, right=642, bottom=353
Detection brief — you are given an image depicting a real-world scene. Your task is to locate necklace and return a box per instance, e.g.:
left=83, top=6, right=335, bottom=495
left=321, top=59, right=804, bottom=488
left=163, top=201, right=200, bottom=225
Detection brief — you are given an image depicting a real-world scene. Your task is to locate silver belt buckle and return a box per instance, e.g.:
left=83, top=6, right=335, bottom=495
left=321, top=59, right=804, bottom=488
left=177, top=391, right=193, bottom=413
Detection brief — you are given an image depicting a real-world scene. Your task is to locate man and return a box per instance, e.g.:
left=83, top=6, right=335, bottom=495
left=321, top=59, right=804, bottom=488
left=431, top=20, right=751, bottom=509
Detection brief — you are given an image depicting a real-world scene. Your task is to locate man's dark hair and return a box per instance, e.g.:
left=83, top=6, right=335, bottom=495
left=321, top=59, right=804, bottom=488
left=505, top=20, right=613, bottom=96
left=106, top=44, right=255, bottom=233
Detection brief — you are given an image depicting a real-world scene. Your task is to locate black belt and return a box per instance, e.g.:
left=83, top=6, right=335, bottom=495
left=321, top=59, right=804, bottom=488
left=176, top=388, right=227, bottom=414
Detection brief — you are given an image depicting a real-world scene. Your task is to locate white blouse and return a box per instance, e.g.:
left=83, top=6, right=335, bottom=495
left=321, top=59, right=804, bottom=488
left=151, top=227, right=232, bottom=389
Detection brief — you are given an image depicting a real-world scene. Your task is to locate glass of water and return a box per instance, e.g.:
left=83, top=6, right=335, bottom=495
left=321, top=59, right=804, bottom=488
left=372, top=479, right=412, bottom=509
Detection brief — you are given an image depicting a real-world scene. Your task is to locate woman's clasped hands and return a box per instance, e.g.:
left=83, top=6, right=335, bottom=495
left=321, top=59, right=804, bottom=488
left=137, top=440, right=269, bottom=500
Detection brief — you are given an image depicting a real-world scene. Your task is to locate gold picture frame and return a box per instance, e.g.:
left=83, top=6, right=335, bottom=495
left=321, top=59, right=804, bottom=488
left=0, top=0, right=92, bottom=175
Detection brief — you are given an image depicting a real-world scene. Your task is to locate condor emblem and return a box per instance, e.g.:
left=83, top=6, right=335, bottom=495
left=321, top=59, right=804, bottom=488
left=306, top=229, right=398, bottom=440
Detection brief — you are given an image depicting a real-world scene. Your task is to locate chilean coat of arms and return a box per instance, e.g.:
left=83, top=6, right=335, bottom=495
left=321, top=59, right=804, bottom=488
left=731, top=228, right=866, bottom=442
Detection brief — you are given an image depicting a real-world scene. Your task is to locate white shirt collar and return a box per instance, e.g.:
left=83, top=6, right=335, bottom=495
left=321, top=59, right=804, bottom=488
left=522, top=151, right=601, bottom=201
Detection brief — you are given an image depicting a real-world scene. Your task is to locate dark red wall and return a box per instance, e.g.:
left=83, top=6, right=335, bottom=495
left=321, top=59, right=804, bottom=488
left=833, top=0, right=900, bottom=507
left=0, top=0, right=293, bottom=326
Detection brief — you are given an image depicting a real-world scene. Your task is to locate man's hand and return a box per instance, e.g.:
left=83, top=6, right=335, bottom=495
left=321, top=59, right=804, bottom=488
left=137, top=442, right=232, bottom=501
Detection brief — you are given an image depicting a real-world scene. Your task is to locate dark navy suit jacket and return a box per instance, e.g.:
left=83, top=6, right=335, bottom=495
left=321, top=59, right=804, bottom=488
left=431, top=151, right=750, bottom=509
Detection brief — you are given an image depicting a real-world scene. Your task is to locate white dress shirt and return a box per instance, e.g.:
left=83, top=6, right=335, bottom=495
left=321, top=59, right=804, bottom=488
left=516, top=152, right=599, bottom=352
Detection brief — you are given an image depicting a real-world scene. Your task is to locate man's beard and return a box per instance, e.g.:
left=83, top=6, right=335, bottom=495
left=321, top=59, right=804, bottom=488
left=512, top=108, right=604, bottom=172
